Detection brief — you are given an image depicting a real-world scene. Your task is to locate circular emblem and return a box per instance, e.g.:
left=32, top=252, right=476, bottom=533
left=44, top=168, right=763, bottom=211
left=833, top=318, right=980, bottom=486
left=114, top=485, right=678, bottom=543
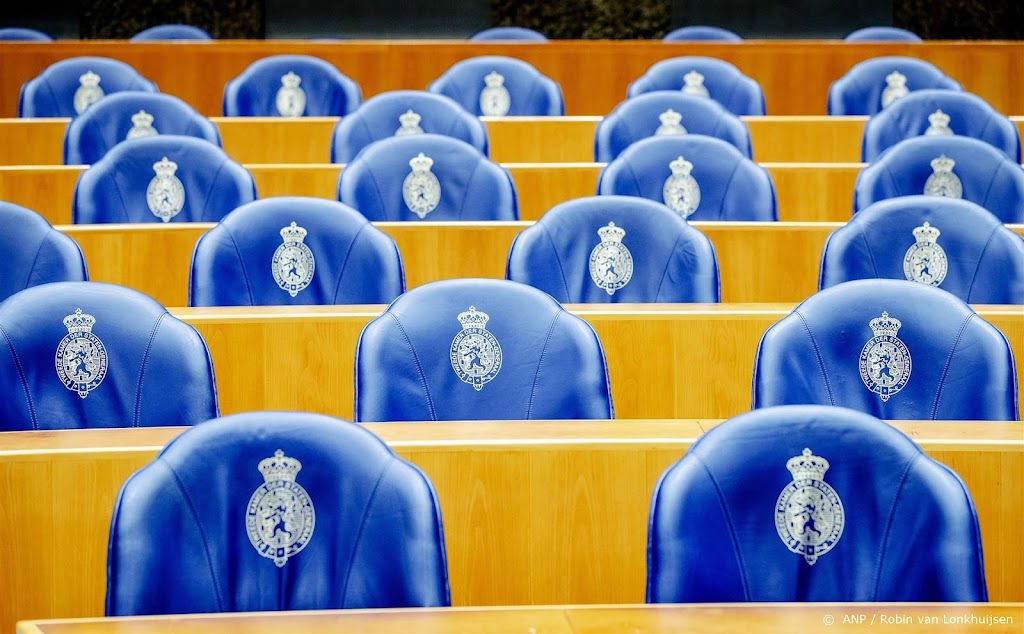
left=923, top=172, right=962, bottom=199
left=402, top=156, right=442, bottom=219
left=55, top=331, right=107, bottom=399
left=480, top=86, right=511, bottom=117
left=146, top=174, right=185, bottom=222
left=450, top=306, right=502, bottom=391
left=775, top=478, right=845, bottom=565
left=859, top=335, right=912, bottom=401
left=272, top=242, right=315, bottom=297
left=663, top=173, right=701, bottom=218
left=589, top=222, right=633, bottom=295
left=903, top=241, right=947, bottom=286
left=276, top=72, right=307, bottom=117
left=246, top=479, right=315, bottom=568
left=73, top=85, right=104, bottom=115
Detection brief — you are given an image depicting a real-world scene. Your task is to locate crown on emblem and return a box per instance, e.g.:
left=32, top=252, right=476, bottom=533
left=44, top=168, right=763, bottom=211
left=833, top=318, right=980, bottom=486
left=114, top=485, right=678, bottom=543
left=457, top=306, right=490, bottom=329
left=258, top=449, right=302, bottom=482
left=280, top=221, right=307, bottom=243
left=912, top=221, right=940, bottom=243
left=597, top=221, right=626, bottom=243
left=152, top=156, right=177, bottom=176
left=869, top=311, right=902, bottom=337
left=930, top=154, right=955, bottom=173
left=131, top=110, right=154, bottom=127
left=484, top=71, right=505, bottom=87
left=399, top=109, right=421, bottom=127
left=669, top=155, right=694, bottom=175
left=659, top=109, right=683, bottom=126
left=281, top=71, right=302, bottom=87
left=683, top=70, right=705, bottom=87
left=928, top=109, right=950, bottom=128
left=409, top=152, right=434, bottom=172
left=79, top=70, right=100, bottom=87
left=885, top=70, right=907, bottom=88
left=786, top=448, right=830, bottom=481
left=63, top=308, right=96, bottom=335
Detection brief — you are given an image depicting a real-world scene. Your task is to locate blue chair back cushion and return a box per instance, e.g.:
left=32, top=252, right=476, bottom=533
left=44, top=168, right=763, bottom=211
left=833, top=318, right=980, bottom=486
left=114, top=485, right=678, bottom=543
left=18, top=56, right=158, bottom=118
left=844, top=27, right=922, bottom=42
left=223, top=55, right=362, bottom=117
left=0, top=202, right=87, bottom=301
left=827, top=56, right=961, bottom=116
left=130, top=24, right=212, bottom=41
left=469, top=27, right=547, bottom=41
left=0, top=27, right=53, bottom=41
left=427, top=56, right=564, bottom=116
left=626, top=56, right=766, bottom=116
left=663, top=26, right=742, bottom=42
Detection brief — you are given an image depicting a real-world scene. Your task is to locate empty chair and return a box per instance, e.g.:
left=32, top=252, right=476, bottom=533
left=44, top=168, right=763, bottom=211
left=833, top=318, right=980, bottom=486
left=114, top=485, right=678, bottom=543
left=0, top=202, right=87, bottom=302
left=469, top=26, right=547, bottom=41
left=626, top=56, right=766, bottom=116
left=663, top=25, right=742, bottom=42
left=223, top=55, right=361, bottom=117
left=355, top=278, right=613, bottom=422
left=507, top=195, right=719, bottom=303
left=827, top=56, right=961, bottom=116
left=337, top=134, right=517, bottom=221
left=853, top=135, right=1024, bottom=223
left=0, top=281, right=218, bottom=431
left=844, top=26, right=923, bottom=42
left=427, top=56, right=564, bottom=116
left=0, top=27, right=52, bottom=41
left=752, top=279, right=1018, bottom=420
left=330, top=90, right=488, bottom=163
left=820, top=196, right=1024, bottom=304
left=130, top=24, right=212, bottom=41
left=861, top=89, right=1020, bottom=162
left=648, top=404, right=987, bottom=602
left=190, top=197, right=404, bottom=306
left=18, top=56, right=158, bottom=118
left=73, top=135, right=255, bottom=224
left=106, top=411, right=450, bottom=615
left=63, top=91, right=221, bottom=165
left=597, top=135, right=777, bottom=221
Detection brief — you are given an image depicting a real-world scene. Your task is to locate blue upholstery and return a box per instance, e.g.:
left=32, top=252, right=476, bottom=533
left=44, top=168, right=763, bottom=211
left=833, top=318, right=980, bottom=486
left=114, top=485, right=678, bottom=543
left=354, top=278, right=613, bottom=422
left=330, top=90, right=489, bottom=163
left=469, top=26, right=547, bottom=41
left=337, top=134, right=517, bottom=221
left=844, top=26, right=923, bottom=42
left=827, top=56, right=961, bottom=116
left=64, top=91, right=221, bottom=165
left=853, top=135, right=1024, bottom=223
left=596, top=135, right=777, bottom=221
left=0, top=27, right=52, bottom=41
left=0, top=202, right=87, bottom=302
left=647, top=404, right=987, bottom=602
left=427, top=56, right=564, bottom=116
left=18, top=56, right=158, bottom=118
left=190, top=197, right=405, bottom=306
left=752, top=279, right=1018, bottom=420
left=130, top=24, right=212, bottom=41
left=626, top=57, right=766, bottom=116
left=0, top=281, right=218, bottom=431
left=73, top=135, right=255, bottom=224
left=223, top=55, right=362, bottom=117
left=821, top=196, right=1024, bottom=304
left=663, top=26, right=742, bottom=42
left=106, top=411, right=450, bottom=615
left=507, top=196, right=720, bottom=303
left=595, top=91, right=752, bottom=162
left=861, top=89, right=1020, bottom=162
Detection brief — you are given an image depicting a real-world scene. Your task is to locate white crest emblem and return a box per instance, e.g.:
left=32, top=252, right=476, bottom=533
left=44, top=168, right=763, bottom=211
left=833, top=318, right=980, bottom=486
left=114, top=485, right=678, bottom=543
left=681, top=70, right=710, bottom=98
left=924, top=109, right=953, bottom=136
left=73, top=70, right=104, bottom=115
left=589, top=222, right=634, bottom=295
left=903, top=222, right=947, bottom=286
left=881, top=70, right=909, bottom=108
left=775, top=448, right=845, bottom=566
left=923, top=155, right=962, bottom=199
left=145, top=157, right=186, bottom=222
left=655, top=108, right=687, bottom=136
left=395, top=109, right=424, bottom=136
left=402, top=153, right=441, bottom=219
left=245, top=450, right=315, bottom=568
left=275, top=71, right=307, bottom=118
left=480, top=71, right=512, bottom=117
left=662, top=155, right=701, bottom=218
left=126, top=110, right=158, bottom=140
left=55, top=308, right=108, bottom=399
left=859, top=311, right=912, bottom=401
left=450, top=306, right=502, bottom=391
left=272, top=222, right=315, bottom=297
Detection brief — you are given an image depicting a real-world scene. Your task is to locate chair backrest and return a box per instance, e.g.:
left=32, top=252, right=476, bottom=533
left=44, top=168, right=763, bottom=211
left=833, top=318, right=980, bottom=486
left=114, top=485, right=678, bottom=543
left=337, top=134, right=517, bottom=221
left=844, top=26, right=923, bottom=42
left=0, top=202, right=87, bottom=302
left=106, top=411, right=450, bottom=615
left=223, top=55, right=362, bottom=117
left=355, top=278, right=613, bottom=421
left=130, top=24, right=212, bottom=41
left=861, top=89, right=1020, bottom=162
left=0, top=27, right=52, bottom=41
left=427, top=56, right=563, bottom=117
left=663, top=25, right=742, bottom=42
left=190, top=197, right=405, bottom=306
left=853, top=135, right=1024, bottom=223
left=0, top=281, right=218, bottom=431
left=63, top=91, right=221, bottom=165
left=626, top=56, right=766, bottom=116
left=73, top=135, right=255, bottom=223
left=18, top=56, right=158, bottom=118
left=827, top=56, right=961, bottom=116
left=507, top=195, right=720, bottom=303
left=595, top=91, right=752, bottom=162
left=820, top=196, right=1024, bottom=304
left=330, top=90, right=489, bottom=163
left=647, top=404, right=987, bottom=602
left=469, top=26, right=547, bottom=41
left=596, top=135, right=777, bottom=221
left=752, top=279, right=1018, bottom=420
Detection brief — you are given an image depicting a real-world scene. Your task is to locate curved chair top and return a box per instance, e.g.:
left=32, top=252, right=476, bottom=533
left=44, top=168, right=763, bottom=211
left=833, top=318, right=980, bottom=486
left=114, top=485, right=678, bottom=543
left=427, top=55, right=564, bottom=116
left=0, top=27, right=53, bottom=41
left=0, top=202, right=87, bottom=302
left=18, top=56, right=158, bottom=118
left=222, top=54, right=362, bottom=117
left=626, top=56, right=766, bottom=116
left=663, top=25, right=742, bottom=42
left=844, top=26, right=922, bottom=42
left=469, top=27, right=547, bottom=41
left=827, top=56, right=961, bottom=116
left=130, top=24, right=212, bottom=41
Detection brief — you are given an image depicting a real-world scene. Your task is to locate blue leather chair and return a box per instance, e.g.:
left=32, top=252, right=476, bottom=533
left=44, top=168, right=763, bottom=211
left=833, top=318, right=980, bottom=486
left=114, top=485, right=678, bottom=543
left=18, top=56, right=158, bottom=118
left=330, top=90, right=489, bottom=163
left=844, top=26, right=923, bottom=42
left=821, top=196, right=1024, bottom=304
left=827, top=56, right=961, bottom=115
left=469, top=26, right=547, bottom=41
left=0, top=281, right=218, bottom=431
left=130, top=24, right=212, bottom=41
left=853, top=135, right=1024, bottom=223
left=626, top=57, right=766, bottom=116
left=72, top=135, right=255, bottom=224
left=354, top=278, right=613, bottom=422
left=595, top=91, right=752, bottom=162
left=106, top=411, right=450, bottom=615
left=663, top=26, right=742, bottom=42
left=0, top=202, right=87, bottom=302
left=427, top=56, right=564, bottom=116
left=190, top=197, right=405, bottom=306
left=752, top=279, right=1018, bottom=420
left=337, top=134, right=517, bottom=221
left=647, top=404, right=987, bottom=602
left=223, top=55, right=362, bottom=117
left=507, top=196, right=719, bottom=303
left=0, top=27, right=52, bottom=41
left=861, top=89, right=1020, bottom=162
left=596, top=135, right=777, bottom=221
left=63, top=91, right=221, bottom=165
